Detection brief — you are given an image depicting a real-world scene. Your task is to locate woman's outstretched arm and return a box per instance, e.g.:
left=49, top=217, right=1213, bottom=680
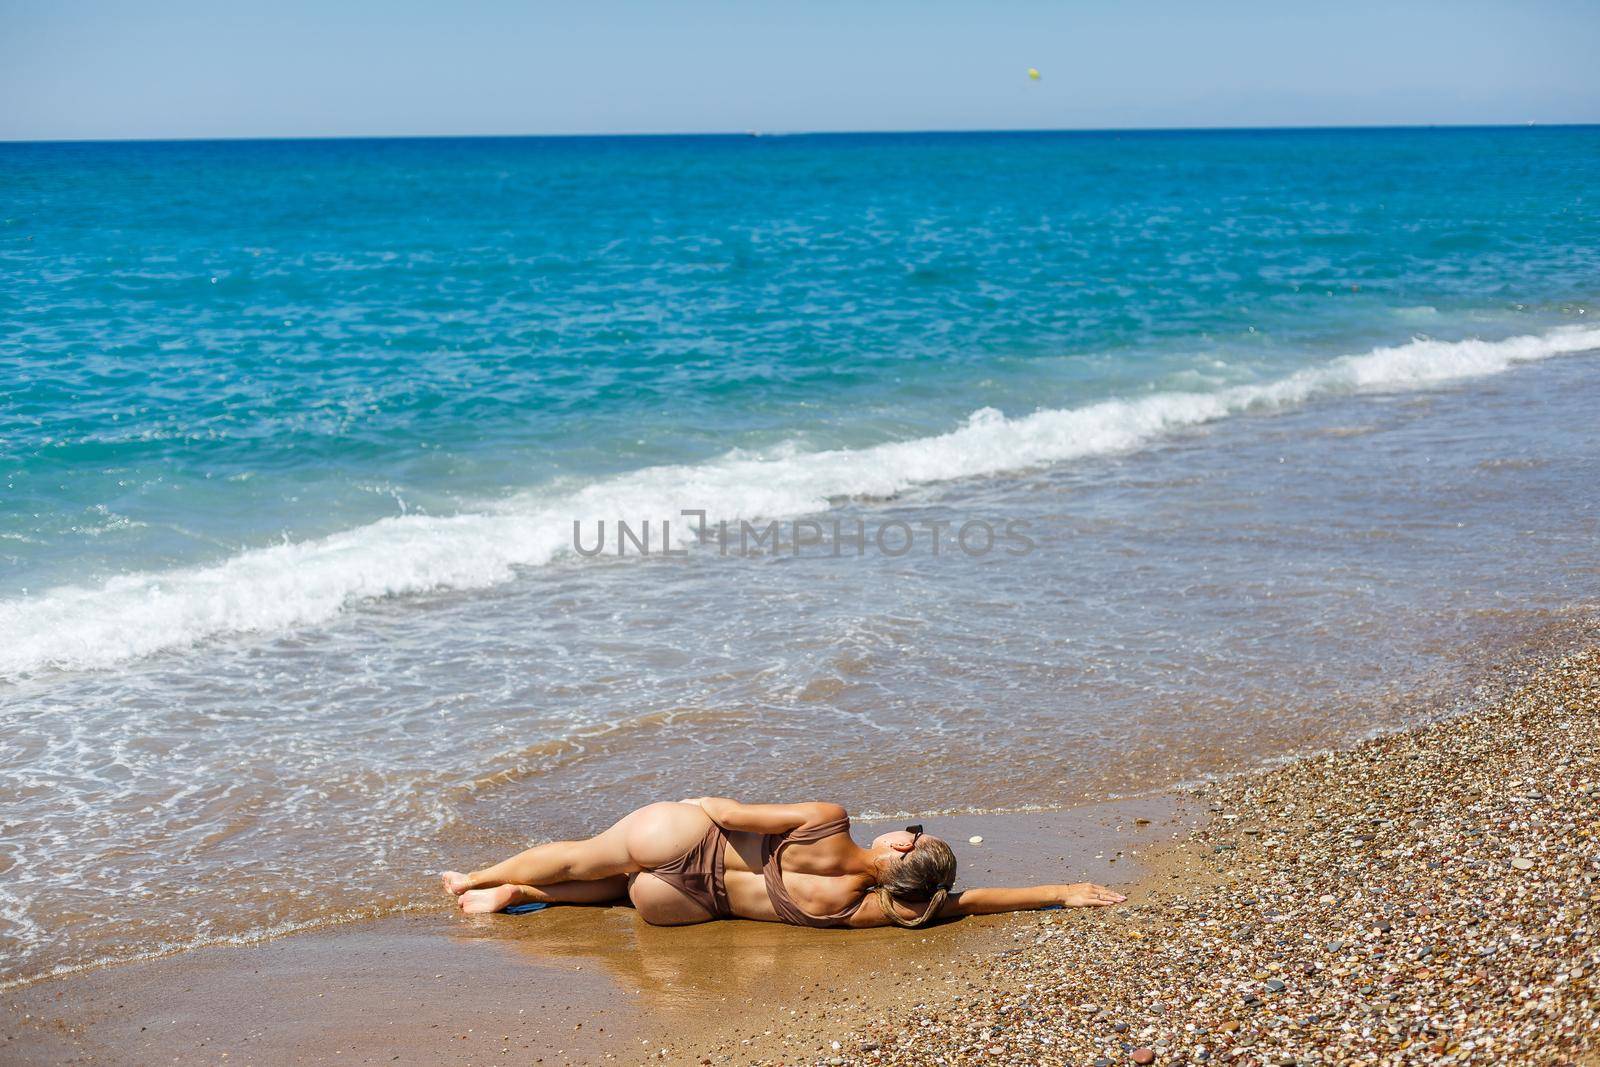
left=939, top=882, right=1126, bottom=917
left=680, top=797, right=847, bottom=835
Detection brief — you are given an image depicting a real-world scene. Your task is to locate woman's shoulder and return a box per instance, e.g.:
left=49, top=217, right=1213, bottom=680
left=782, top=803, right=851, bottom=842
left=800, top=802, right=849, bottom=826
left=839, top=889, right=898, bottom=928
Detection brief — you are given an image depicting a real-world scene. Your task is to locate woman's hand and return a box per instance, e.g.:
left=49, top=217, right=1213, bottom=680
left=1055, top=882, right=1127, bottom=907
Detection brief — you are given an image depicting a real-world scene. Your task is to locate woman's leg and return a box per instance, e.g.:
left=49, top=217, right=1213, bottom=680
left=443, top=819, right=636, bottom=894
left=442, top=802, right=703, bottom=895
left=457, top=875, right=630, bottom=914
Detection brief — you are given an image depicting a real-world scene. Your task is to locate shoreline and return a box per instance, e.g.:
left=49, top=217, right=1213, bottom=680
left=682, top=617, right=1600, bottom=1066
left=4, top=614, right=1598, bottom=1065
left=8, top=332, right=1599, bottom=1001
left=0, top=801, right=1183, bottom=1064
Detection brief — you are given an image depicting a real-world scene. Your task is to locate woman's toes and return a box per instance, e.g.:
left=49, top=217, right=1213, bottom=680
left=440, top=871, right=470, bottom=896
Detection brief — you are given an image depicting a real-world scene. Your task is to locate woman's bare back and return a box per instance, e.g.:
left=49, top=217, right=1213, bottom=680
left=624, top=802, right=871, bottom=925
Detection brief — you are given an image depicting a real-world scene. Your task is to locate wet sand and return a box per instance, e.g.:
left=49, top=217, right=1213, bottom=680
left=689, top=622, right=1600, bottom=1066
left=0, top=803, right=1180, bottom=1065
left=7, top=617, right=1598, bottom=1066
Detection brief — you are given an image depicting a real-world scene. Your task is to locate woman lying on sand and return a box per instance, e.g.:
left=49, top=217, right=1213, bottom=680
left=442, top=798, right=1126, bottom=928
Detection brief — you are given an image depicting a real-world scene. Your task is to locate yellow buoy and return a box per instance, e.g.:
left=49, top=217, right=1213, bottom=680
left=1027, top=68, right=1040, bottom=80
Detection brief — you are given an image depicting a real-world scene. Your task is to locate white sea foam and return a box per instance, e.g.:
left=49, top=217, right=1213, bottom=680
left=2, top=326, right=1596, bottom=680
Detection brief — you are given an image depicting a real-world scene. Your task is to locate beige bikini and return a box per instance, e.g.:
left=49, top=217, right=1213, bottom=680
left=649, top=814, right=866, bottom=928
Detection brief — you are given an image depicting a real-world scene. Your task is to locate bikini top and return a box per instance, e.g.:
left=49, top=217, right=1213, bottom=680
left=760, top=815, right=868, bottom=928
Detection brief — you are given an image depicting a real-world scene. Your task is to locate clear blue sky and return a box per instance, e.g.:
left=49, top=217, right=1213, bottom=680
left=4, top=0, right=1598, bottom=140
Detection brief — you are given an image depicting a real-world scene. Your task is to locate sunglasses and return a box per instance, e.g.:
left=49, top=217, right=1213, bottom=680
left=904, top=824, right=923, bottom=848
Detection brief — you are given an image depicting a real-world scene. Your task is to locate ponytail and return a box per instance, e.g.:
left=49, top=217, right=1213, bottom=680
left=876, top=883, right=951, bottom=928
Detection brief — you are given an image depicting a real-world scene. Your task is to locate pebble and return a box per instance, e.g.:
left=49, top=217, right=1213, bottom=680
left=1131, top=1048, right=1156, bottom=1065
left=968, top=836, right=984, bottom=845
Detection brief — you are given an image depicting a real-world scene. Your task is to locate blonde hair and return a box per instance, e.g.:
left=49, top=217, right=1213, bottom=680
left=875, top=836, right=957, bottom=928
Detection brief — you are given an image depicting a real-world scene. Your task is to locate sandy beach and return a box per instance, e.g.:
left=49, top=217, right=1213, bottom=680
left=3, top=616, right=1594, bottom=1065
left=6, top=8, right=1599, bottom=1066
left=0, top=801, right=1177, bottom=1064
left=8, top=121, right=1600, bottom=1059
left=673, top=620, right=1600, bottom=1066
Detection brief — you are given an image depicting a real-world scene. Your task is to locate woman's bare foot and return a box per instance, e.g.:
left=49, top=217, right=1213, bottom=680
left=439, top=870, right=472, bottom=896
left=457, top=884, right=519, bottom=914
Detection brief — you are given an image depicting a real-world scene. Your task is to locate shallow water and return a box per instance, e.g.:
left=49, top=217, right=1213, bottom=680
left=1, top=128, right=1598, bottom=984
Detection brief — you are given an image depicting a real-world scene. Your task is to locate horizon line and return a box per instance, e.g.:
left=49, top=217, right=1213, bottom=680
left=4, top=120, right=1597, bottom=147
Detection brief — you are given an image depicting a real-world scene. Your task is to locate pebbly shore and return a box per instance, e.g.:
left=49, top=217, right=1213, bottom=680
left=682, top=635, right=1600, bottom=1066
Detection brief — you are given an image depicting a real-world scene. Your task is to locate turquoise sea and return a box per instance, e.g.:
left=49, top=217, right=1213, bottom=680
left=2, top=127, right=1598, bottom=983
